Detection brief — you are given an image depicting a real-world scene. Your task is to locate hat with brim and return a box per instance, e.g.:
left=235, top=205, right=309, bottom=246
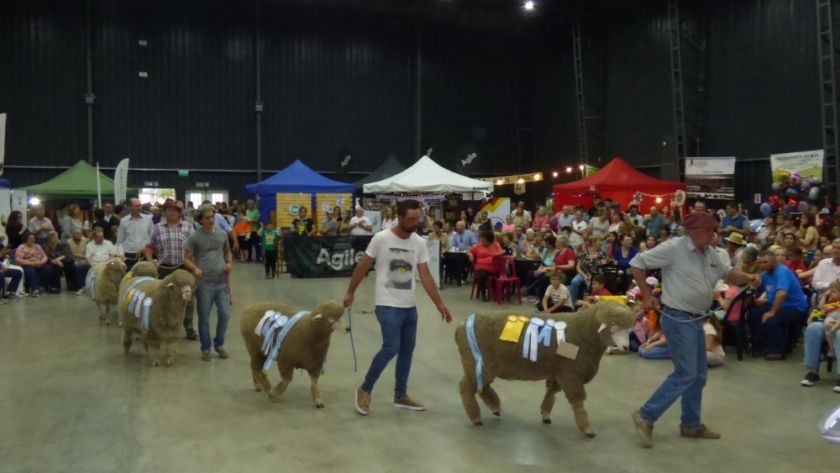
left=724, top=233, right=746, bottom=246
left=682, top=211, right=719, bottom=230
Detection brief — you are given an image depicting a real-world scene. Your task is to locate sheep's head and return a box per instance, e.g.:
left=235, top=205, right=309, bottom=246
left=105, top=258, right=127, bottom=281
left=593, top=301, right=636, bottom=347
left=161, top=269, right=196, bottom=303
left=131, top=261, right=159, bottom=279
left=311, top=300, right=350, bottom=334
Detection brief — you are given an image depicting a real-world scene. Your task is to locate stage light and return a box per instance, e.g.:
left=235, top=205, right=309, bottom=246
left=552, top=171, right=558, bottom=178
left=566, top=167, right=572, bottom=173
left=28, top=197, right=40, bottom=206
left=656, top=197, right=663, bottom=204
left=578, top=164, right=585, bottom=170
left=524, top=1, right=535, bottom=11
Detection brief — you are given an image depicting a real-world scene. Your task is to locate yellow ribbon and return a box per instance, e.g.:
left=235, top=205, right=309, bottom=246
left=595, top=295, right=627, bottom=305
left=122, top=288, right=137, bottom=311
left=500, top=315, right=530, bottom=342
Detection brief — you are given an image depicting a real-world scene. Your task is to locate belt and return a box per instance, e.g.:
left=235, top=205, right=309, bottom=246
left=159, top=263, right=183, bottom=269
left=124, top=252, right=139, bottom=259
left=661, top=304, right=707, bottom=318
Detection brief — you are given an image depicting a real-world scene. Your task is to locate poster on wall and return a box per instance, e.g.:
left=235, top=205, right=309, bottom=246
left=480, top=197, right=510, bottom=228
left=685, top=157, right=736, bottom=200
left=770, top=149, right=824, bottom=183
left=364, top=210, right=381, bottom=233
left=11, top=189, right=26, bottom=215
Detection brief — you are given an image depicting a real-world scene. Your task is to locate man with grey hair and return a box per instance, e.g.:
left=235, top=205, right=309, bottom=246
left=117, top=198, right=154, bottom=271
left=184, top=204, right=233, bottom=361
left=801, top=239, right=840, bottom=389
left=27, top=205, right=54, bottom=247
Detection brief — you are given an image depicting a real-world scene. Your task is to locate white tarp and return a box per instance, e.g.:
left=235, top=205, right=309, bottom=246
left=363, top=156, right=494, bottom=194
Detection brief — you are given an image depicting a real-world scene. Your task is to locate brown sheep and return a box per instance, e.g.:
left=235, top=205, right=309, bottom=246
left=240, top=300, right=349, bottom=408
left=116, top=261, right=159, bottom=328
left=121, top=270, right=195, bottom=367
left=86, top=258, right=127, bottom=325
left=454, top=301, right=636, bottom=437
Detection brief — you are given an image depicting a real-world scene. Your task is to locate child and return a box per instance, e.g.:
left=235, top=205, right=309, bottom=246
left=257, top=222, right=279, bottom=279
left=639, top=323, right=669, bottom=360
left=539, top=272, right=574, bottom=313
left=819, top=281, right=840, bottom=354
left=784, top=247, right=808, bottom=287
left=575, top=274, right=612, bottom=309
left=704, top=315, right=725, bottom=367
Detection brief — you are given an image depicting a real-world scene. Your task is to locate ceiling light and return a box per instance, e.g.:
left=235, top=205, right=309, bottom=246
left=578, top=164, right=585, bottom=170
left=566, top=167, right=572, bottom=173
left=517, top=178, right=524, bottom=184
left=656, top=197, right=663, bottom=204
left=496, top=179, right=503, bottom=185
left=552, top=171, right=558, bottom=178
left=28, top=197, right=40, bottom=206
left=524, top=1, right=535, bottom=11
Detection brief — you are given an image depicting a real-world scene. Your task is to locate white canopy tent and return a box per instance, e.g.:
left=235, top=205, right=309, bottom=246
left=362, top=156, right=494, bottom=193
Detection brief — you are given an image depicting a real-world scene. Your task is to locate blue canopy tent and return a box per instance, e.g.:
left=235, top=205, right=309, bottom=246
left=246, top=160, right=355, bottom=223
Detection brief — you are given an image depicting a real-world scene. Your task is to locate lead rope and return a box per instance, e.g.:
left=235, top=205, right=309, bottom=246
left=348, top=308, right=358, bottom=372
left=225, top=275, right=233, bottom=306
left=652, top=284, right=751, bottom=323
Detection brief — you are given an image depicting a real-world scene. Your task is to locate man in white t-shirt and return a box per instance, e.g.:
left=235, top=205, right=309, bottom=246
left=345, top=200, right=452, bottom=416
left=348, top=206, right=373, bottom=236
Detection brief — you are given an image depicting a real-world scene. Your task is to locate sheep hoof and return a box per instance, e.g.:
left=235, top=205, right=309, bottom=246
left=255, top=386, right=262, bottom=392
left=151, top=360, right=160, bottom=367
left=314, top=401, right=325, bottom=408
left=492, top=411, right=500, bottom=417
left=165, top=358, right=174, bottom=366
left=542, top=418, right=552, bottom=424
left=473, top=421, right=484, bottom=426
left=118, top=321, right=123, bottom=328
left=584, top=431, right=596, bottom=438
left=105, top=320, right=111, bottom=326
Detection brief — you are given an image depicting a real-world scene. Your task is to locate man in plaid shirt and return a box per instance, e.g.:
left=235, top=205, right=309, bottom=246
left=144, top=200, right=197, bottom=340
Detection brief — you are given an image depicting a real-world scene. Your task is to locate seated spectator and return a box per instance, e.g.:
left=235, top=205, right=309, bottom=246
left=575, top=274, right=612, bottom=310
left=43, top=230, right=80, bottom=293
left=500, top=231, right=519, bottom=257
left=570, top=236, right=607, bottom=306
left=0, top=245, right=23, bottom=302
left=539, top=272, right=574, bottom=313
left=467, top=230, right=504, bottom=302
left=724, top=233, right=747, bottom=268
left=639, top=330, right=669, bottom=359
left=14, top=232, right=52, bottom=297
left=749, top=251, right=810, bottom=360
left=427, top=221, right=450, bottom=255
left=705, top=316, right=725, bottom=367
left=658, top=225, right=671, bottom=243
left=784, top=247, right=808, bottom=286
left=502, top=215, right=516, bottom=232
left=612, top=233, right=638, bottom=271
left=802, top=280, right=840, bottom=390
left=740, top=247, right=761, bottom=275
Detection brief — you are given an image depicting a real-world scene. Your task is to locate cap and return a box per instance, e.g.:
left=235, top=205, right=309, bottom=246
left=682, top=211, right=718, bottom=230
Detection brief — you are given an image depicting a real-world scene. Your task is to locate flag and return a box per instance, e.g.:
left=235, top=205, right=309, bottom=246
left=0, top=113, right=6, bottom=176
left=114, top=158, right=129, bottom=204
left=585, top=165, right=599, bottom=177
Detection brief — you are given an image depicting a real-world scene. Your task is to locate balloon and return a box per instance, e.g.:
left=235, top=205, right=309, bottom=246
left=769, top=195, right=780, bottom=207
left=801, top=180, right=811, bottom=190
left=779, top=171, right=791, bottom=178
left=760, top=203, right=772, bottom=216
left=810, top=187, right=821, bottom=200
left=788, top=198, right=798, bottom=208
left=799, top=202, right=809, bottom=212
left=811, top=177, right=822, bottom=185
left=792, top=173, right=802, bottom=182
left=771, top=183, right=781, bottom=191
left=787, top=188, right=799, bottom=196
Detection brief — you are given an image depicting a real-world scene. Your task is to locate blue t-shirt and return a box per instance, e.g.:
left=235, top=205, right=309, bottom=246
left=613, top=246, right=639, bottom=270
left=720, top=214, right=747, bottom=239
left=759, top=265, right=809, bottom=312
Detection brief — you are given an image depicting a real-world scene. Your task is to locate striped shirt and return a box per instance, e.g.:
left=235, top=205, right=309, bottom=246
left=148, top=221, right=195, bottom=266
left=629, top=236, right=732, bottom=314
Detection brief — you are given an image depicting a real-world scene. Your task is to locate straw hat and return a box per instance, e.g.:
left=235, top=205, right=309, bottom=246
left=724, top=233, right=747, bottom=246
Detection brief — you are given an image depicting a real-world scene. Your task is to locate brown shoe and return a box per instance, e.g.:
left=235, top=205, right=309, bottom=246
left=201, top=351, right=212, bottom=361
left=680, top=424, right=721, bottom=439
left=632, top=410, right=654, bottom=448
left=394, top=395, right=425, bottom=411
left=355, top=388, right=371, bottom=416
left=215, top=347, right=229, bottom=359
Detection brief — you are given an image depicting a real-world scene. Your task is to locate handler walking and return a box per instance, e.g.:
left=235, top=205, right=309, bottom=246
left=344, top=199, right=452, bottom=416
left=629, top=211, right=758, bottom=448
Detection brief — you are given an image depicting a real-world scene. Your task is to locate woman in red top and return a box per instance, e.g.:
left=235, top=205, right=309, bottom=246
left=467, top=230, right=505, bottom=301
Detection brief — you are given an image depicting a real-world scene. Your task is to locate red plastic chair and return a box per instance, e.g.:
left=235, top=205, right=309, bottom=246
left=491, top=256, right=521, bottom=305
left=470, top=261, right=497, bottom=302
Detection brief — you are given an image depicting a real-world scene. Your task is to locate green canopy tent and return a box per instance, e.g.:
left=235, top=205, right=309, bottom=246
left=23, top=160, right=137, bottom=200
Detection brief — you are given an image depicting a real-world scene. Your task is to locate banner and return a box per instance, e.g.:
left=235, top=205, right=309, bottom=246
left=770, top=149, right=824, bottom=183
left=0, top=113, right=6, bottom=176
left=585, top=165, right=598, bottom=176
left=685, top=157, right=736, bottom=200
left=480, top=197, right=510, bottom=229
left=283, top=235, right=373, bottom=278
left=418, top=239, right=441, bottom=288
left=114, top=158, right=129, bottom=204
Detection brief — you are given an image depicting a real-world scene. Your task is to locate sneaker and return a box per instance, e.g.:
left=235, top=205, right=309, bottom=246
left=185, top=330, right=197, bottom=341
left=0, top=298, right=6, bottom=305
left=201, top=351, right=212, bottom=361
left=632, top=410, right=654, bottom=448
left=75, top=289, right=85, bottom=296
left=394, top=396, right=426, bottom=411
left=216, top=347, right=229, bottom=359
left=835, top=379, right=840, bottom=393
left=355, top=387, right=371, bottom=416
left=7, top=294, right=20, bottom=301
left=680, top=424, right=721, bottom=439
left=829, top=349, right=837, bottom=358
left=265, top=274, right=272, bottom=279
left=801, top=372, right=821, bottom=387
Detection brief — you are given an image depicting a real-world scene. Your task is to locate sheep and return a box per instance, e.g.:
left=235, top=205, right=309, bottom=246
left=454, top=301, right=636, bottom=437
left=86, top=258, right=127, bottom=325
left=240, top=300, right=350, bottom=408
left=116, top=262, right=159, bottom=328
left=120, top=269, right=195, bottom=367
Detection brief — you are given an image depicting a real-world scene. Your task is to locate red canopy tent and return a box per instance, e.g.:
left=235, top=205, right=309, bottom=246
left=553, top=158, right=686, bottom=211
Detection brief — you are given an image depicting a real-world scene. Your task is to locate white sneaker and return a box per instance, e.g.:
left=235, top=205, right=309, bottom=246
left=76, top=289, right=85, bottom=296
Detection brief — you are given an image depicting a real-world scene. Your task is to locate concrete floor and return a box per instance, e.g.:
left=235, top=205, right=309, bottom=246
left=1, top=263, right=838, bottom=473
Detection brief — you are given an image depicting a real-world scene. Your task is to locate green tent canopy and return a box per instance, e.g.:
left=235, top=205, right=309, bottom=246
left=24, top=160, right=137, bottom=199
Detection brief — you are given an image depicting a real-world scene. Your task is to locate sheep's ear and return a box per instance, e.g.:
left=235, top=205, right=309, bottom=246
left=312, top=313, right=323, bottom=320
left=166, top=282, right=175, bottom=287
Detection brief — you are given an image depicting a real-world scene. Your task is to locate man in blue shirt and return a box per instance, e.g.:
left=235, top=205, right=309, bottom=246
left=749, top=251, right=809, bottom=360
left=718, top=201, right=750, bottom=241
left=447, top=221, right=477, bottom=286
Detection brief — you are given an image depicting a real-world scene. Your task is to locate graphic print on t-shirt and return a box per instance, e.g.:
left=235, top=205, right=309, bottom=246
left=385, top=247, right=414, bottom=290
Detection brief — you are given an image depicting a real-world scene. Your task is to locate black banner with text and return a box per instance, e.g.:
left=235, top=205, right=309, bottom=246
left=283, top=235, right=373, bottom=278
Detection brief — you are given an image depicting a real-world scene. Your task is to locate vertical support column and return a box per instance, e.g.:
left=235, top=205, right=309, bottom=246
left=572, top=24, right=588, bottom=165
left=413, top=21, right=423, bottom=160
left=85, top=0, right=94, bottom=165
left=255, top=0, right=263, bottom=184
left=668, top=0, right=687, bottom=162
left=817, top=0, right=840, bottom=200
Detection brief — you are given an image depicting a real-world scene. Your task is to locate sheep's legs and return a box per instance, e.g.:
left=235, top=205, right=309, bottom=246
left=249, top=357, right=272, bottom=393
left=560, top=381, right=595, bottom=438
left=269, top=367, right=293, bottom=398
left=459, top=376, right=483, bottom=425
left=164, top=341, right=177, bottom=366
left=96, top=303, right=105, bottom=323
left=104, top=305, right=112, bottom=326
left=307, top=369, right=324, bottom=408
left=540, top=379, right=563, bottom=424
left=147, top=341, right=163, bottom=367
left=122, top=330, right=134, bottom=354
left=479, top=383, right=501, bottom=417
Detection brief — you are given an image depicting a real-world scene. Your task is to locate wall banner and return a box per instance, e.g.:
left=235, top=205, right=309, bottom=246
left=685, top=157, right=736, bottom=200
left=770, top=149, right=824, bottom=183
left=283, top=235, right=373, bottom=278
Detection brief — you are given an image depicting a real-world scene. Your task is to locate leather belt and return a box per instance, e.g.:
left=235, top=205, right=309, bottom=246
left=661, top=304, right=707, bottom=318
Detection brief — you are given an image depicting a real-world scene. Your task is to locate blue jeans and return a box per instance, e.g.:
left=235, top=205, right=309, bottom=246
left=21, top=265, right=52, bottom=293
left=570, top=274, right=587, bottom=306
left=748, top=305, right=807, bottom=355
left=639, top=345, right=670, bottom=359
left=361, top=306, right=418, bottom=398
left=1, top=267, right=23, bottom=293
left=804, top=321, right=840, bottom=374
left=639, top=308, right=707, bottom=429
left=195, top=280, right=231, bottom=352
